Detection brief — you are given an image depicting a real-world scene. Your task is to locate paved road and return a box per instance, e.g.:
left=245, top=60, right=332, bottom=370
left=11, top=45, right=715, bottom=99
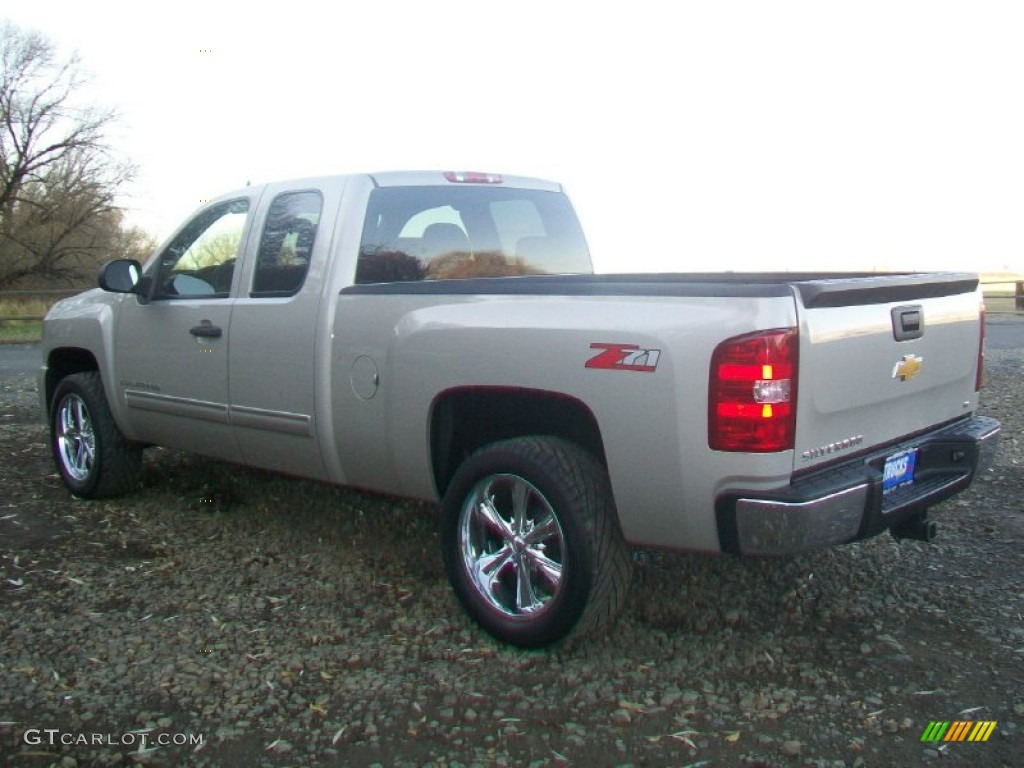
left=1, top=317, right=1021, bottom=376
left=986, top=313, right=1024, bottom=350
left=0, top=343, right=40, bottom=377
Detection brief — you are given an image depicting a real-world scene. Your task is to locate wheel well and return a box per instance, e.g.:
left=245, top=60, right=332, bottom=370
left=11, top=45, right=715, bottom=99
left=45, top=348, right=99, bottom=415
left=430, top=387, right=606, bottom=496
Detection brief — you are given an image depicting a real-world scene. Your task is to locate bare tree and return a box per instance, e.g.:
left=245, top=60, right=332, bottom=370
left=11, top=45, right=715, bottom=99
left=0, top=21, right=136, bottom=287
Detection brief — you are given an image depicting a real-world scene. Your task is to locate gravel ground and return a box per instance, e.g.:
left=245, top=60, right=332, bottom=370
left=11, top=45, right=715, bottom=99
left=0, top=346, right=1021, bottom=767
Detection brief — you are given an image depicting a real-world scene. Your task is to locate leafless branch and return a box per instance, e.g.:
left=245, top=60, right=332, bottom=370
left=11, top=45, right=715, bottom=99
left=0, top=21, right=137, bottom=288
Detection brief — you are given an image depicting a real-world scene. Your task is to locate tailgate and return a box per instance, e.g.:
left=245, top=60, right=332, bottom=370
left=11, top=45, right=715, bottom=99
left=792, top=273, right=983, bottom=471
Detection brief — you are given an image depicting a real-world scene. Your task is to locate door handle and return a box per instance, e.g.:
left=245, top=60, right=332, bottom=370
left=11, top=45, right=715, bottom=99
left=189, top=321, right=223, bottom=339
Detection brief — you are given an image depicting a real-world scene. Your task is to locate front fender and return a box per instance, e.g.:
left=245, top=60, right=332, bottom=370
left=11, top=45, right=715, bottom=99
left=40, top=290, right=133, bottom=437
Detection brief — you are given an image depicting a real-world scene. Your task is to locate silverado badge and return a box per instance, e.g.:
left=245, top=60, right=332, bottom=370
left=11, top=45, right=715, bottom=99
left=892, top=354, right=923, bottom=382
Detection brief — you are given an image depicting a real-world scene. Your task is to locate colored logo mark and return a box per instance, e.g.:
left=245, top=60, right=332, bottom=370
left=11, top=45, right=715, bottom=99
left=892, top=353, right=923, bottom=382
left=920, top=721, right=997, bottom=742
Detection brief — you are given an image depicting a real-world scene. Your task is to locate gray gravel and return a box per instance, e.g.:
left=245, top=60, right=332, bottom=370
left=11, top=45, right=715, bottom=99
left=0, top=346, right=1021, bottom=767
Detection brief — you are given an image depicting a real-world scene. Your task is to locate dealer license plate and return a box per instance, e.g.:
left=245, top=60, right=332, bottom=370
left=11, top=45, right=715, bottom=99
left=882, top=449, right=917, bottom=494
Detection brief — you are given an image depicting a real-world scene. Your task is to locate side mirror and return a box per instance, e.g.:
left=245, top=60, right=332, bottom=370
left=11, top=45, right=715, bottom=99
left=98, top=259, right=142, bottom=293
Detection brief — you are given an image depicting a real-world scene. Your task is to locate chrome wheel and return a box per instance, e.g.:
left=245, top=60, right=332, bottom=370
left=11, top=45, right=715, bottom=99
left=442, top=437, right=630, bottom=647
left=56, top=393, right=96, bottom=482
left=458, top=473, right=566, bottom=619
left=49, top=372, right=142, bottom=499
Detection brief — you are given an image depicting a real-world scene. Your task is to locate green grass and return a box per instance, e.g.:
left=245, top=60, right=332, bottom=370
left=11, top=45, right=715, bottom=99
left=0, top=322, right=42, bottom=343
left=0, top=297, right=51, bottom=343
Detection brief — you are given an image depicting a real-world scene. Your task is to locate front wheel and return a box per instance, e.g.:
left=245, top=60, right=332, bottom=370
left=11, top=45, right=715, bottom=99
left=50, top=372, right=142, bottom=499
left=440, top=437, right=631, bottom=647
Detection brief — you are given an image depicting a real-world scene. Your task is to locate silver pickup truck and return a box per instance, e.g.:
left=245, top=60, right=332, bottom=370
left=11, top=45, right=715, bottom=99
left=39, top=171, right=1001, bottom=646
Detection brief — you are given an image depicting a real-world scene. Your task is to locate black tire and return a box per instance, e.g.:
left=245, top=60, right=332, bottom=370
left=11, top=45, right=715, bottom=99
left=50, top=372, right=142, bottom=499
left=440, top=436, right=632, bottom=647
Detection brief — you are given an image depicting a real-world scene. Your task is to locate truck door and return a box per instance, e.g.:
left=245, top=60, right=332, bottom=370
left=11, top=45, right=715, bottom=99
left=114, top=198, right=254, bottom=462
left=226, top=184, right=341, bottom=480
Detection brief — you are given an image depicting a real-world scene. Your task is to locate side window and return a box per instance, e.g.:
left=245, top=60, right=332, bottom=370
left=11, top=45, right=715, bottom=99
left=251, top=191, right=322, bottom=297
left=153, top=199, right=250, bottom=299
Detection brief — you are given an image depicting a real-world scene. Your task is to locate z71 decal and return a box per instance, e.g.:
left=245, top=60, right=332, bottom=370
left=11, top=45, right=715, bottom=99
left=585, top=343, right=662, bottom=372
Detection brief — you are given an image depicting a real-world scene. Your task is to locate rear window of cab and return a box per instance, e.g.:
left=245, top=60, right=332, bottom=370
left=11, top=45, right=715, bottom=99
left=356, top=186, right=591, bottom=284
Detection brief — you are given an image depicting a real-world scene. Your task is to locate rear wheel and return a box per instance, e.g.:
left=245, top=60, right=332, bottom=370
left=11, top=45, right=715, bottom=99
left=441, top=437, right=631, bottom=647
left=50, top=372, right=142, bottom=498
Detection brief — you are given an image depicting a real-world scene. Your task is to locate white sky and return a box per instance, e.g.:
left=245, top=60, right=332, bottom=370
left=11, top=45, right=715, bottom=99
left=5, top=0, right=1024, bottom=274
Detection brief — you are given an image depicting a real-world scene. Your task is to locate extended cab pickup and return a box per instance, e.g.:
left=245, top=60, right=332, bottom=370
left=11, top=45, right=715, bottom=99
left=40, top=171, right=1001, bottom=646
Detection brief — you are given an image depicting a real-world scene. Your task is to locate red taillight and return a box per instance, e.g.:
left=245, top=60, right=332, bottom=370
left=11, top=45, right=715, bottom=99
left=709, top=329, right=798, bottom=452
left=975, top=303, right=986, bottom=391
left=443, top=171, right=503, bottom=184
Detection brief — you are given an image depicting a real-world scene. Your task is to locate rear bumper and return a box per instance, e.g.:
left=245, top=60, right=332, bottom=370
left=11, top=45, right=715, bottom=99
left=715, top=415, right=1001, bottom=555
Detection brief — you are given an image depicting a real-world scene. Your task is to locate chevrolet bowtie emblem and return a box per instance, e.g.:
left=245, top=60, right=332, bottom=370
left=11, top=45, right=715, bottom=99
left=892, top=354, right=923, bottom=382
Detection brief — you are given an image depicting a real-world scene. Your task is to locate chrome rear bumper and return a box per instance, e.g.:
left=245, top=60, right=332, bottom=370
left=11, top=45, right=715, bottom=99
left=716, top=415, right=1001, bottom=556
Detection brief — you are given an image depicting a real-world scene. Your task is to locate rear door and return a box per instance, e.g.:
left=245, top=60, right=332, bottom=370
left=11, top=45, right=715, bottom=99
left=226, top=180, right=345, bottom=479
left=792, top=273, right=983, bottom=471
